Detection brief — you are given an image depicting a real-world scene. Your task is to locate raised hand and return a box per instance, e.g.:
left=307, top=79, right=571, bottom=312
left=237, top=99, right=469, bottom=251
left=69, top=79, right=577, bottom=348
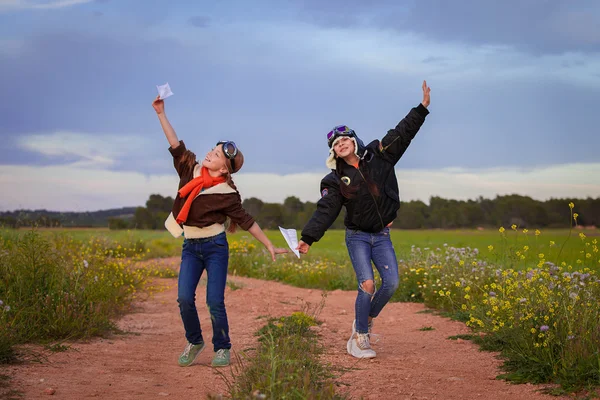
left=152, top=95, right=165, bottom=115
left=421, top=80, right=431, bottom=108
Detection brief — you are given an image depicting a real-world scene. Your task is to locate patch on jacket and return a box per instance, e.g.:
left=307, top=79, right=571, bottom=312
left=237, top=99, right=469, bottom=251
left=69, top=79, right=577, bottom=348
left=321, top=188, right=328, bottom=197
left=341, top=176, right=351, bottom=186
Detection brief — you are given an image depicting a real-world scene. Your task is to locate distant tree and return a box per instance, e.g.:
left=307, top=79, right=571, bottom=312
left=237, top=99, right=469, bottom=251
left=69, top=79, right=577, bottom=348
left=108, top=217, right=130, bottom=230
left=242, top=197, right=264, bottom=218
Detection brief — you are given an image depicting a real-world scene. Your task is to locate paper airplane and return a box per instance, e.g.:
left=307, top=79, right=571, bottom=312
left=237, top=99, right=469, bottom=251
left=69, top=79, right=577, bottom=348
left=156, top=82, right=174, bottom=100
left=279, top=226, right=300, bottom=258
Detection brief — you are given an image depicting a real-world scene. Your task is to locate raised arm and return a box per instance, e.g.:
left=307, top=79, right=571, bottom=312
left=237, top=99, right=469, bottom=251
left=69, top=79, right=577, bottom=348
left=379, top=80, right=431, bottom=164
left=152, top=95, right=180, bottom=149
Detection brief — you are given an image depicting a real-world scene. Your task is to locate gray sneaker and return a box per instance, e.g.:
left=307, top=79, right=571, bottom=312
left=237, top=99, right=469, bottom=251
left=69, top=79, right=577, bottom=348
left=178, top=341, right=205, bottom=367
left=211, top=349, right=230, bottom=367
left=347, top=333, right=376, bottom=359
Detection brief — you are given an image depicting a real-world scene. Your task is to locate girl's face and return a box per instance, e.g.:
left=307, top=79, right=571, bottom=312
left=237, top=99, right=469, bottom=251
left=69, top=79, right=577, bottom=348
left=202, top=146, right=229, bottom=174
left=333, top=137, right=355, bottom=159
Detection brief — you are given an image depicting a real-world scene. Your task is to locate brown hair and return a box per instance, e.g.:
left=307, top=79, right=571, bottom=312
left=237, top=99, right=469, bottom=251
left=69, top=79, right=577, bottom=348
left=223, top=171, right=239, bottom=234
left=335, top=157, right=379, bottom=199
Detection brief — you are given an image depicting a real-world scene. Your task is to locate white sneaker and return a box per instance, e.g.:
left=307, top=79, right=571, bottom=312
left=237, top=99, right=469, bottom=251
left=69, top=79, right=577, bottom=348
left=347, top=332, right=376, bottom=359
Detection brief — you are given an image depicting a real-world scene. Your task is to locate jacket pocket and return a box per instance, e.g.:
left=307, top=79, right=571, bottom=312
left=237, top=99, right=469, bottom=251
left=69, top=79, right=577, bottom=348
left=384, top=185, right=400, bottom=203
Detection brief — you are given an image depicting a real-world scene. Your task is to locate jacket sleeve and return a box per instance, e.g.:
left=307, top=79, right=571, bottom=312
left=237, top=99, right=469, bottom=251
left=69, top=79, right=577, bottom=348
left=168, top=140, right=196, bottom=179
left=380, top=103, right=429, bottom=165
left=223, top=193, right=256, bottom=231
left=300, top=175, right=344, bottom=245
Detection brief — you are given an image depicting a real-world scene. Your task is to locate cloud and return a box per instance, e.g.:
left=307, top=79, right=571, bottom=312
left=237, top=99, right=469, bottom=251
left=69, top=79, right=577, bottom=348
left=0, top=0, right=94, bottom=12
left=294, top=0, right=600, bottom=54
left=16, top=131, right=146, bottom=169
left=1, top=22, right=599, bottom=179
left=188, top=15, right=210, bottom=28
left=0, top=162, right=598, bottom=212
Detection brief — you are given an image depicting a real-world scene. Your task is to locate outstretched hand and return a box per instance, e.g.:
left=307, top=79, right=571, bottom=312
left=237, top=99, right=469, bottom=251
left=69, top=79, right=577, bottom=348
left=421, top=80, right=431, bottom=108
left=296, top=240, right=310, bottom=254
left=267, top=245, right=289, bottom=261
left=152, top=95, right=164, bottom=115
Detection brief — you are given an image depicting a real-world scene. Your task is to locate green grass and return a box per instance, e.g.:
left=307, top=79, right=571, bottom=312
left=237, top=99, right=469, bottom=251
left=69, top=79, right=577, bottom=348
left=0, top=229, right=169, bottom=364
left=220, top=299, right=346, bottom=400
left=10, top=226, right=592, bottom=268
left=223, top=223, right=599, bottom=392
left=3, top=220, right=598, bottom=394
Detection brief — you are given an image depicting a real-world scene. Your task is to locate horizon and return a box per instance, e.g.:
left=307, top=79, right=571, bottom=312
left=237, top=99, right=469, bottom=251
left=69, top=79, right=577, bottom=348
left=2, top=192, right=598, bottom=214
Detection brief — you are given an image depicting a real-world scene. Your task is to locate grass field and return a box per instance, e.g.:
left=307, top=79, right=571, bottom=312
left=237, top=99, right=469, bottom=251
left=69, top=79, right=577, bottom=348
left=17, top=226, right=596, bottom=269
left=2, top=223, right=599, bottom=393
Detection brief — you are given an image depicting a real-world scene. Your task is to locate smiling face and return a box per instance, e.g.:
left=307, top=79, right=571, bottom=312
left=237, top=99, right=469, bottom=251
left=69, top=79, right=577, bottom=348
left=333, top=136, right=356, bottom=159
left=202, top=145, right=230, bottom=175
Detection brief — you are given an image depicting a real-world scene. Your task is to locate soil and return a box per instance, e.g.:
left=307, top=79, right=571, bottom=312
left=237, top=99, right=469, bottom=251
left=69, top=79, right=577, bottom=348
left=5, top=257, right=567, bottom=399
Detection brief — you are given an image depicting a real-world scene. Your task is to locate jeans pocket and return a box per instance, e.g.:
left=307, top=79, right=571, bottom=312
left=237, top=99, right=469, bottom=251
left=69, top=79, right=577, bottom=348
left=346, top=229, right=359, bottom=238
left=211, top=234, right=228, bottom=248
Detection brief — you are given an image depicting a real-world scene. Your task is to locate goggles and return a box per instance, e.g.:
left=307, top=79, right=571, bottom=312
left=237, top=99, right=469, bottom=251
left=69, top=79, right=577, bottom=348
left=327, top=125, right=354, bottom=147
left=217, top=140, right=238, bottom=172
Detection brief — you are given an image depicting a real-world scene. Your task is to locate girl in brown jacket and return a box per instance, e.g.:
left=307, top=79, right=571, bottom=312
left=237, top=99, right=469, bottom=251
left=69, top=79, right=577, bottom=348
left=152, top=96, right=288, bottom=368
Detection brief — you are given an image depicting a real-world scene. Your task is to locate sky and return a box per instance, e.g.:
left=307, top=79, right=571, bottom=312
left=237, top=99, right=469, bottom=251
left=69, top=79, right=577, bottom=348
left=0, top=0, right=599, bottom=211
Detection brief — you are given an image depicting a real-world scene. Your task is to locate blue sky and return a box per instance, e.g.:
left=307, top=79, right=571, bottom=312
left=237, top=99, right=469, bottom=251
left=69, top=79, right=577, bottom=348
left=0, top=0, right=599, bottom=211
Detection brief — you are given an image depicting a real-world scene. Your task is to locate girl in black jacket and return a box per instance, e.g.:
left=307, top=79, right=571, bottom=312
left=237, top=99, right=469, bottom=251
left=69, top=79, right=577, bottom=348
left=297, top=81, right=431, bottom=358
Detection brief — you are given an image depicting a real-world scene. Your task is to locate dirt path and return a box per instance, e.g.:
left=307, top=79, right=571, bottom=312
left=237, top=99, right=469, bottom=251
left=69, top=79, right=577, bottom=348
left=6, top=257, right=565, bottom=400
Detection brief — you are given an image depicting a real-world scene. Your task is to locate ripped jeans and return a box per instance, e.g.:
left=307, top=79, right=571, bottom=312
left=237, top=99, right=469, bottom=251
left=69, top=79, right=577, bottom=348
left=346, top=227, right=400, bottom=334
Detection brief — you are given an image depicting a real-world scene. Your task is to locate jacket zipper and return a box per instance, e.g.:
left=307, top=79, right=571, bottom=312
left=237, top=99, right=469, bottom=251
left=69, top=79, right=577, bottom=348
left=357, top=168, right=385, bottom=231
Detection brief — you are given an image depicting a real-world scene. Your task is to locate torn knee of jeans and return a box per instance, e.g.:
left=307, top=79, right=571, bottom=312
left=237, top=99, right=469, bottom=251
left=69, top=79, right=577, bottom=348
left=359, top=280, right=375, bottom=296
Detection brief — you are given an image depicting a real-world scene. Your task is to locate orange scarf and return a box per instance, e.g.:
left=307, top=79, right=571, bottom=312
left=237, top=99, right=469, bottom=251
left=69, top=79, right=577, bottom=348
left=176, top=166, right=226, bottom=224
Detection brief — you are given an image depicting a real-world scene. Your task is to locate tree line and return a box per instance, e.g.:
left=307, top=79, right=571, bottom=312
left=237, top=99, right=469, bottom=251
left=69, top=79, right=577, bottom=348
left=2, top=194, right=598, bottom=230
left=110, top=194, right=600, bottom=230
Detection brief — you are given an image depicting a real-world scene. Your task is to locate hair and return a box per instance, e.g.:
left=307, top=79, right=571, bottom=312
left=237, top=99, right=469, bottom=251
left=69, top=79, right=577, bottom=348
left=224, top=158, right=240, bottom=233
left=335, top=157, right=379, bottom=199
left=180, top=150, right=197, bottom=173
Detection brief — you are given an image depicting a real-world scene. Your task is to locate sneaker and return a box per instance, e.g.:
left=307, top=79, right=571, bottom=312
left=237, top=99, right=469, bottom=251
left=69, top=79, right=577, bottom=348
left=347, top=332, right=376, bottom=359
left=178, top=341, right=205, bottom=367
left=211, top=349, right=230, bottom=367
left=352, top=319, right=379, bottom=344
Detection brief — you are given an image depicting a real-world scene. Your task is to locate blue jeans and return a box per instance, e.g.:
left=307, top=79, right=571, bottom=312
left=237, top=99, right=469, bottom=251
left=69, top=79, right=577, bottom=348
left=345, top=227, right=400, bottom=334
left=177, top=232, right=231, bottom=352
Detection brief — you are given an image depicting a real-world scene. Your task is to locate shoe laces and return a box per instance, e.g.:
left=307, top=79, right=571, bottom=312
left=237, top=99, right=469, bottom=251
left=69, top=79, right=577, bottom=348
left=215, top=349, right=228, bottom=360
left=365, top=321, right=380, bottom=344
left=370, top=332, right=381, bottom=344
left=182, top=342, right=193, bottom=357
left=356, top=333, right=372, bottom=350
